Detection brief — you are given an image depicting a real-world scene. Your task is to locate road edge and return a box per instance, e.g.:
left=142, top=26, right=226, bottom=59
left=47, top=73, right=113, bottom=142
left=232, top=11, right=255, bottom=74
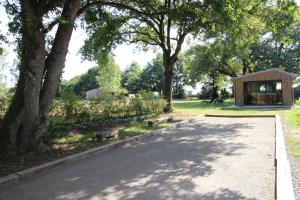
left=205, top=113, right=295, bottom=200
left=275, top=115, right=295, bottom=200
left=0, top=115, right=202, bottom=189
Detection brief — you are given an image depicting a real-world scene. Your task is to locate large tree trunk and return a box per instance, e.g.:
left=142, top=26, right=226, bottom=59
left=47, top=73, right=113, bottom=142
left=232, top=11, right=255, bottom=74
left=0, top=1, right=45, bottom=152
left=40, top=0, right=80, bottom=121
left=163, top=55, right=175, bottom=112
left=0, top=0, right=80, bottom=153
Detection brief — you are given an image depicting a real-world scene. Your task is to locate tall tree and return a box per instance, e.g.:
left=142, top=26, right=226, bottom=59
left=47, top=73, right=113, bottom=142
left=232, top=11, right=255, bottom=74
left=121, top=62, right=142, bottom=93
left=96, top=55, right=122, bottom=92
left=0, top=0, right=133, bottom=152
left=172, top=59, right=187, bottom=99
left=82, top=0, right=239, bottom=111
left=139, top=55, right=165, bottom=94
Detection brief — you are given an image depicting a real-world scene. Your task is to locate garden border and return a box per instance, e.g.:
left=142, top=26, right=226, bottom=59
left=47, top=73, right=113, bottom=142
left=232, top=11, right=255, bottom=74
left=0, top=115, right=202, bottom=189
left=205, top=114, right=295, bottom=200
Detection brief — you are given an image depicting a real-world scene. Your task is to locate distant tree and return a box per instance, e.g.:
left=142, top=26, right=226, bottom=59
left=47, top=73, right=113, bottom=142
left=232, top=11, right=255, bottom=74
left=0, top=54, right=9, bottom=98
left=172, top=60, right=187, bottom=99
left=96, top=55, right=122, bottom=92
left=138, top=54, right=188, bottom=98
left=121, top=62, right=142, bottom=93
left=139, top=55, right=165, bottom=95
left=59, top=66, right=99, bottom=97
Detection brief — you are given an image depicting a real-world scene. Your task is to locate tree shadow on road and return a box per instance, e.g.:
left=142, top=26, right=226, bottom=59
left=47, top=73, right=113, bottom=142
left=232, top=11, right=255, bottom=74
left=0, top=119, right=260, bottom=200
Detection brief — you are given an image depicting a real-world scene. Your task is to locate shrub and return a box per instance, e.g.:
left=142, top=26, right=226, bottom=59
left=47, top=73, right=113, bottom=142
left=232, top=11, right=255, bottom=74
left=60, top=91, right=81, bottom=121
left=47, top=91, right=166, bottom=127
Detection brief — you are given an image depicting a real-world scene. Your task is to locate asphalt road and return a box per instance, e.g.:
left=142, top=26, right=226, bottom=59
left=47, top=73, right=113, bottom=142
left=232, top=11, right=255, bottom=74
left=0, top=117, right=275, bottom=200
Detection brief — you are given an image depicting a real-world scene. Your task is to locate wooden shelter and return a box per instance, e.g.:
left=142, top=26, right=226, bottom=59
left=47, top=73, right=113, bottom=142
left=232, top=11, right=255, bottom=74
left=233, top=69, right=297, bottom=106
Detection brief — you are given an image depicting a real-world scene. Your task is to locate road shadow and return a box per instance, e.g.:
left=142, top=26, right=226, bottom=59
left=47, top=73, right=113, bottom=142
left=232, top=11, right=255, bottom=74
left=0, top=119, right=258, bottom=200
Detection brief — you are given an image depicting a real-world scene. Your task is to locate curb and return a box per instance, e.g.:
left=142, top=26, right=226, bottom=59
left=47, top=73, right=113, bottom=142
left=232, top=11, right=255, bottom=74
left=0, top=116, right=201, bottom=189
left=204, top=114, right=295, bottom=200
left=275, top=115, right=295, bottom=200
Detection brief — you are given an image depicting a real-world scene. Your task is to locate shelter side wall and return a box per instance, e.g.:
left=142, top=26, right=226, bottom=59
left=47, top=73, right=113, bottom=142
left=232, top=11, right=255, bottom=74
left=282, top=79, right=293, bottom=106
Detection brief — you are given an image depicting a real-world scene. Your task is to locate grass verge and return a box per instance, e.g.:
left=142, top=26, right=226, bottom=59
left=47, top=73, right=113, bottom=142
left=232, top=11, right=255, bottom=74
left=172, top=99, right=300, bottom=165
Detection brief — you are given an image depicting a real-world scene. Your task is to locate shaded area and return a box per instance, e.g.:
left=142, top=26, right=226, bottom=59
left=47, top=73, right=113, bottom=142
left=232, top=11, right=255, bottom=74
left=0, top=117, right=274, bottom=200
left=0, top=120, right=175, bottom=177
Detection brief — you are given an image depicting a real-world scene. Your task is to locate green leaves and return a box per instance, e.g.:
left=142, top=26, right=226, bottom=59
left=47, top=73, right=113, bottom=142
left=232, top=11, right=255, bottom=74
left=81, top=8, right=129, bottom=61
left=96, top=54, right=122, bottom=92
left=121, top=62, right=142, bottom=93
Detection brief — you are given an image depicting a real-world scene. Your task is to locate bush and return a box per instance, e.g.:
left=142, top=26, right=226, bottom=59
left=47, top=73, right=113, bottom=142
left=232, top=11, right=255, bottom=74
left=47, top=91, right=166, bottom=127
left=295, top=98, right=300, bottom=106
left=60, top=91, right=81, bottom=121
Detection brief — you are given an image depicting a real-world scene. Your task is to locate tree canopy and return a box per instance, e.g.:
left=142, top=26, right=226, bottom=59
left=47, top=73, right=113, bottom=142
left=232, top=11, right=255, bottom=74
left=0, top=0, right=299, bottom=152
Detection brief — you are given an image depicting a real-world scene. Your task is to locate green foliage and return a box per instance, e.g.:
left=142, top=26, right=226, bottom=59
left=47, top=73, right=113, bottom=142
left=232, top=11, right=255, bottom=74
left=120, top=54, right=188, bottom=98
left=139, top=55, right=165, bottom=94
left=96, top=54, right=122, bottom=92
left=81, top=8, right=128, bottom=60
left=60, top=91, right=81, bottom=120
left=121, top=62, right=142, bottom=93
left=59, top=55, right=124, bottom=97
left=59, top=66, right=99, bottom=97
left=48, top=92, right=166, bottom=127
left=173, top=59, right=188, bottom=99
left=185, top=1, right=300, bottom=85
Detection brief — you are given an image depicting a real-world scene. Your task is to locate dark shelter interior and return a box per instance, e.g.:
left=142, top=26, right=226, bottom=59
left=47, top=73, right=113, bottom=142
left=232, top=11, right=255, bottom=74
left=244, top=80, right=282, bottom=105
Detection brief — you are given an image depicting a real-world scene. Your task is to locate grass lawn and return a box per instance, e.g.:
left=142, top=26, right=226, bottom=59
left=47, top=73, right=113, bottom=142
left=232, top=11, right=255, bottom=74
left=172, top=99, right=300, bottom=164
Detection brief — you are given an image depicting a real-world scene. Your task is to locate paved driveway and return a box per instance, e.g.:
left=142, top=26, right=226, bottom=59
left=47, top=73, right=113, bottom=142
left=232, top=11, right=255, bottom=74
left=0, top=117, right=275, bottom=200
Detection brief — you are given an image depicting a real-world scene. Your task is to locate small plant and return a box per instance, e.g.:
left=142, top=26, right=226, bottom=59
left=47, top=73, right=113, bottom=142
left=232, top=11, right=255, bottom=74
left=60, top=91, right=81, bottom=121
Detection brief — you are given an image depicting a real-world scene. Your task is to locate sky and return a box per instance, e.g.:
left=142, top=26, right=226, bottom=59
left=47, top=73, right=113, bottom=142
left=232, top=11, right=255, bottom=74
left=63, top=27, right=157, bottom=80
left=0, top=6, right=157, bottom=83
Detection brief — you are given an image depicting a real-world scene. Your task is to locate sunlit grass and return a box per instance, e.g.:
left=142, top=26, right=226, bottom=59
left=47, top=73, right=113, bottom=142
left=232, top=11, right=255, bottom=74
left=172, top=99, right=300, bottom=164
left=172, top=99, right=292, bottom=119
left=118, top=121, right=173, bottom=139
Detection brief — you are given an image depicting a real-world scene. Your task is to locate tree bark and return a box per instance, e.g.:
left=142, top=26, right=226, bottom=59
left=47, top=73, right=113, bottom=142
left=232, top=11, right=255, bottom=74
left=40, top=0, right=80, bottom=121
left=0, top=0, right=80, bottom=153
left=0, top=1, right=46, bottom=152
left=163, top=54, right=175, bottom=112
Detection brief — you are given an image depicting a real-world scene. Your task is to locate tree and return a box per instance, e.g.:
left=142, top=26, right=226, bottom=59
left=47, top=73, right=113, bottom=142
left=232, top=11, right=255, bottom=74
left=96, top=55, right=122, bottom=92
left=172, top=60, right=187, bottom=99
left=249, top=1, right=300, bottom=74
left=121, top=62, right=142, bottom=93
left=59, top=66, right=99, bottom=97
left=82, top=0, right=242, bottom=111
left=0, top=0, right=134, bottom=152
left=139, top=55, right=165, bottom=94
left=185, top=0, right=300, bottom=80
